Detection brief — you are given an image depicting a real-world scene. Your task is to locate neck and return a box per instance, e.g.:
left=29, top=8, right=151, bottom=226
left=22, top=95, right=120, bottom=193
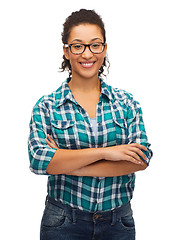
left=69, top=74, right=101, bottom=93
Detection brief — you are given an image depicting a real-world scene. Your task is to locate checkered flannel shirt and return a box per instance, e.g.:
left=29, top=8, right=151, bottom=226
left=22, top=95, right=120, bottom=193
left=28, top=77, right=152, bottom=211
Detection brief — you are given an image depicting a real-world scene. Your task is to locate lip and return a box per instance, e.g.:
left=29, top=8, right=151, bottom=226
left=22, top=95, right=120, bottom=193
left=79, top=61, right=96, bottom=68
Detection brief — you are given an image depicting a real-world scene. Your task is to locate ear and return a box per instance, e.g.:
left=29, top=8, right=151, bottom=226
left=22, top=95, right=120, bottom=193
left=63, top=46, right=70, bottom=60
left=103, top=43, right=107, bottom=58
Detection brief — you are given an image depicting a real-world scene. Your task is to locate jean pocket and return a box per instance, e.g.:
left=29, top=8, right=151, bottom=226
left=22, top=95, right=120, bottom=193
left=41, top=202, right=66, bottom=228
left=119, top=211, right=135, bottom=230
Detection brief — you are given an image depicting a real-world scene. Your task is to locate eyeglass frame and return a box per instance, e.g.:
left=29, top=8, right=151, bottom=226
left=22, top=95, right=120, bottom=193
left=64, top=42, right=106, bottom=55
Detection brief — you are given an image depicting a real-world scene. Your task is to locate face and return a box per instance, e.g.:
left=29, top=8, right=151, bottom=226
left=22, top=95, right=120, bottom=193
left=63, top=24, right=107, bottom=80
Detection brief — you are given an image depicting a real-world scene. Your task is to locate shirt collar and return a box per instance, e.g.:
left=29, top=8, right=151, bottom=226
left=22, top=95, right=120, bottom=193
left=55, top=77, right=113, bottom=107
left=100, top=78, right=113, bottom=101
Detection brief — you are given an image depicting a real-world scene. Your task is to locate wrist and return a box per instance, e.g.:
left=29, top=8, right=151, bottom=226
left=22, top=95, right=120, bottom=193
left=91, top=147, right=105, bottom=160
left=100, top=146, right=109, bottom=160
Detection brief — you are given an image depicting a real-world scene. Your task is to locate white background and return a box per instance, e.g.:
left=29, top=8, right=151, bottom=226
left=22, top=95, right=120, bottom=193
left=1, top=0, right=177, bottom=239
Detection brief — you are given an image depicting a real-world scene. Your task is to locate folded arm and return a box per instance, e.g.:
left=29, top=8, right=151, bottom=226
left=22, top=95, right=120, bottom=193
left=68, top=159, right=147, bottom=177
left=45, top=135, right=148, bottom=176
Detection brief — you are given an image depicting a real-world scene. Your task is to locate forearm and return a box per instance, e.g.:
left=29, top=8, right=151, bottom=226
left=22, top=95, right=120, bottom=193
left=68, top=160, right=147, bottom=177
left=46, top=136, right=148, bottom=175
left=46, top=148, right=104, bottom=175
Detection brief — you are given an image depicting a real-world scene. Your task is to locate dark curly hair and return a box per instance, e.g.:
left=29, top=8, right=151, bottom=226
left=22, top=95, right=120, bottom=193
left=60, top=9, right=110, bottom=77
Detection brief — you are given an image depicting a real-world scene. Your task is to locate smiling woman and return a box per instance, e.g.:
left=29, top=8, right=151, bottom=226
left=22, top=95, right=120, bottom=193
left=28, top=8, right=152, bottom=240
left=63, top=24, right=107, bottom=83
left=61, top=9, right=109, bottom=77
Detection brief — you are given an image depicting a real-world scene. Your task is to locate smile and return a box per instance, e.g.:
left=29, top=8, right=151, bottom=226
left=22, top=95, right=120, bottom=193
left=80, top=62, right=95, bottom=68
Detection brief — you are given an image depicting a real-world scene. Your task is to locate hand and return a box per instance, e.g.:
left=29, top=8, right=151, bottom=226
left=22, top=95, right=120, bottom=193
left=45, top=135, right=59, bottom=149
left=104, top=143, right=147, bottom=165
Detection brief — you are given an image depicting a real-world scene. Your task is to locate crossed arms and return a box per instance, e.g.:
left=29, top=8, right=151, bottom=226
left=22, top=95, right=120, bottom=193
left=45, top=135, right=148, bottom=177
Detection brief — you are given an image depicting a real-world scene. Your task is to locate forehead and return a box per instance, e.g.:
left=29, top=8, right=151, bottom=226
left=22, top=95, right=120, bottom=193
left=68, top=24, right=103, bottom=43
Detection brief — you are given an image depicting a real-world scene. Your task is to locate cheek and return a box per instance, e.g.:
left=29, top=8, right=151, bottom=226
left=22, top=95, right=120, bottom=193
left=68, top=56, right=79, bottom=68
left=97, top=56, right=105, bottom=68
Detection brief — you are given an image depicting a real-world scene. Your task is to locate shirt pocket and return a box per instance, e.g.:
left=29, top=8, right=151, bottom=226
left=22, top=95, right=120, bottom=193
left=113, top=118, right=128, bottom=145
left=51, top=120, right=77, bottom=149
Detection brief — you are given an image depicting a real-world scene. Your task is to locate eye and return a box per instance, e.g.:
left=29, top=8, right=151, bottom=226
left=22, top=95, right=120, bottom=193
left=92, top=43, right=102, bottom=49
left=72, top=44, right=83, bottom=49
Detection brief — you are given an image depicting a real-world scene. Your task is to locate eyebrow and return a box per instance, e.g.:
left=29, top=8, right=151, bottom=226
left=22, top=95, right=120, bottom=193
left=71, top=37, right=103, bottom=43
left=71, top=39, right=82, bottom=43
left=91, top=38, right=103, bottom=42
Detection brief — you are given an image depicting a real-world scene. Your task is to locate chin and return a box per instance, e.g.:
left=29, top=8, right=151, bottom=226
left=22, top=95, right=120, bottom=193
left=80, top=72, right=99, bottom=80
left=72, top=69, right=99, bottom=80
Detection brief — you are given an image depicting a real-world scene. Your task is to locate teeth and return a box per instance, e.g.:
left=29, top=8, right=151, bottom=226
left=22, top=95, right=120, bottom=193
left=81, top=62, right=94, bottom=66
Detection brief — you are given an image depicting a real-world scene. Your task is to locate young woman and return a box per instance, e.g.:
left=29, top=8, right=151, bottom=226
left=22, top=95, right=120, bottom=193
left=28, top=9, right=153, bottom=240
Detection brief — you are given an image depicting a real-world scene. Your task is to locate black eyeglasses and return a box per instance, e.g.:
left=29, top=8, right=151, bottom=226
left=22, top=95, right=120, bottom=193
left=64, top=42, right=106, bottom=55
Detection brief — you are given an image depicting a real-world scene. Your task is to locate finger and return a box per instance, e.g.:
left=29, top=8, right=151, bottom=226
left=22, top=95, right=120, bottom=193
left=137, top=150, right=147, bottom=161
left=47, top=134, right=56, bottom=144
left=127, top=151, right=144, bottom=165
left=46, top=136, right=59, bottom=149
left=130, top=143, right=147, bottom=151
left=48, top=142, right=56, bottom=148
left=131, top=147, right=147, bottom=161
left=126, top=155, right=143, bottom=165
left=45, top=138, right=50, bottom=145
left=120, top=150, right=142, bottom=164
left=127, top=151, right=141, bottom=162
left=45, top=138, right=54, bottom=148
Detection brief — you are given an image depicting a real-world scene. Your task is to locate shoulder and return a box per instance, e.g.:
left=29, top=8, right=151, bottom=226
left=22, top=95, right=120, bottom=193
left=114, top=88, right=140, bottom=107
left=110, top=86, right=142, bottom=120
left=102, top=81, right=142, bottom=117
left=105, top=81, right=139, bottom=106
left=112, top=87, right=133, bottom=101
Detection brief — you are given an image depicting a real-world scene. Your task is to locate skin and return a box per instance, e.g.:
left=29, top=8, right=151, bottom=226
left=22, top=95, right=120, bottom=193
left=46, top=135, right=147, bottom=176
left=63, top=24, right=107, bottom=118
left=46, top=24, right=148, bottom=176
left=63, top=24, right=107, bottom=90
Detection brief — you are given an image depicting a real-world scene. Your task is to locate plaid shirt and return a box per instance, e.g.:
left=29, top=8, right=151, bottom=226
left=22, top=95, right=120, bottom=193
left=28, top=77, right=152, bottom=212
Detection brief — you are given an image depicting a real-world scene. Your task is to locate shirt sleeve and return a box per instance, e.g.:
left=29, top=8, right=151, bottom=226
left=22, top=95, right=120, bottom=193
left=126, top=96, right=153, bottom=166
left=28, top=100, right=57, bottom=175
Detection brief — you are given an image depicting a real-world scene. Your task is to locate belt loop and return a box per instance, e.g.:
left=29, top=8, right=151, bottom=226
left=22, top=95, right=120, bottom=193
left=72, top=209, right=77, bottom=224
left=111, top=210, right=116, bottom=226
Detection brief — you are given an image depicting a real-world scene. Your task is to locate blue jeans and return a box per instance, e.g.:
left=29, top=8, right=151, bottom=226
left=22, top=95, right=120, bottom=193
left=40, top=196, right=135, bottom=240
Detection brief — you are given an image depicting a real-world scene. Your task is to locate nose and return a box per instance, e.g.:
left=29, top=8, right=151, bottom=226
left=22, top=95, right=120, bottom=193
left=81, top=46, right=93, bottom=58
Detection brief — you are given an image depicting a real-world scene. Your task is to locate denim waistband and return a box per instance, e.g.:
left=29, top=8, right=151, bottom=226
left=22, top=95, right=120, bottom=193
left=46, top=196, right=132, bottom=224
